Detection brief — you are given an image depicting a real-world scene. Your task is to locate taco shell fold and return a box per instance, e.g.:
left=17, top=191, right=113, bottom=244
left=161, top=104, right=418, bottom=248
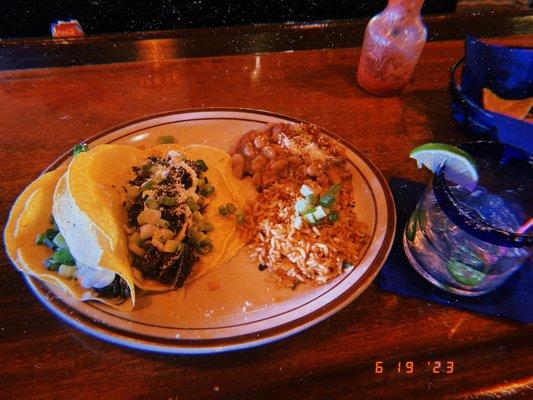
left=4, top=164, right=135, bottom=310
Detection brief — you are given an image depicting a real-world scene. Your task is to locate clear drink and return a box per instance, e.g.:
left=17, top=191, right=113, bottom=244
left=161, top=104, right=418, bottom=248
left=404, top=142, right=532, bottom=296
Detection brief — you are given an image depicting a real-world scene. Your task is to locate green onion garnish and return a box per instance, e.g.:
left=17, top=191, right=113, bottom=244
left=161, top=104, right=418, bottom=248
left=44, top=258, right=60, bottom=271
left=329, top=183, right=341, bottom=195
left=36, top=228, right=59, bottom=248
left=197, top=220, right=214, bottom=233
left=199, top=185, right=215, bottom=197
left=328, top=212, right=339, bottom=222
left=36, top=233, right=47, bottom=246
left=196, top=178, right=206, bottom=187
left=141, top=180, right=154, bottom=191
left=174, top=242, right=185, bottom=255
left=235, top=211, right=245, bottom=224
left=218, top=205, right=227, bottom=216
left=186, top=227, right=205, bottom=243
left=342, top=261, right=353, bottom=270
left=303, top=207, right=316, bottom=215
left=225, top=203, right=236, bottom=214
left=52, top=233, right=68, bottom=249
left=51, top=248, right=75, bottom=266
left=159, top=196, right=177, bottom=206
left=186, top=196, right=198, bottom=212
left=306, top=194, right=318, bottom=205
left=319, top=184, right=341, bottom=208
left=72, top=143, right=88, bottom=156
left=194, top=159, right=208, bottom=172
left=197, top=240, right=214, bottom=255
left=319, top=194, right=335, bottom=208
left=158, top=135, right=175, bottom=144
left=144, top=198, right=159, bottom=209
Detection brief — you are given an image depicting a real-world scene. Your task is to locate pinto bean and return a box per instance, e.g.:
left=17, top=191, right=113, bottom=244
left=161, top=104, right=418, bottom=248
left=272, top=124, right=284, bottom=135
left=251, top=155, right=268, bottom=172
left=230, top=134, right=250, bottom=155
left=254, top=135, right=267, bottom=149
left=327, top=166, right=342, bottom=184
left=271, top=124, right=285, bottom=142
left=264, top=123, right=275, bottom=133
left=272, top=144, right=285, bottom=153
left=306, top=162, right=323, bottom=177
left=287, top=155, right=300, bottom=165
left=295, top=165, right=307, bottom=177
left=261, top=145, right=276, bottom=159
left=242, top=143, right=256, bottom=158
left=252, top=172, right=262, bottom=186
left=269, top=159, right=288, bottom=171
left=316, top=174, right=330, bottom=188
left=231, top=153, right=245, bottom=179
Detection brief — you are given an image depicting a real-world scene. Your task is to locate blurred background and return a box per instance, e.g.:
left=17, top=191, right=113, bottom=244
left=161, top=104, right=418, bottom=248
left=0, top=0, right=462, bottom=38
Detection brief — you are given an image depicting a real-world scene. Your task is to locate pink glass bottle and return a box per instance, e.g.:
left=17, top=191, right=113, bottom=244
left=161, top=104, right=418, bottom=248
left=357, top=0, right=427, bottom=96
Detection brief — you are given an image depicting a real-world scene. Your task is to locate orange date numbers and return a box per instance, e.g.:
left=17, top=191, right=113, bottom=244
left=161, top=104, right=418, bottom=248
left=374, top=361, right=454, bottom=374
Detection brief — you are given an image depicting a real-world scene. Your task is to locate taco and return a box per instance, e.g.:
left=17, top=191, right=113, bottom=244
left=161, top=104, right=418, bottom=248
left=5, top=141, right=255, bottom=306
left=124, top=143, right=255, bottom=291
left=4, top=145, right=139, bottom=310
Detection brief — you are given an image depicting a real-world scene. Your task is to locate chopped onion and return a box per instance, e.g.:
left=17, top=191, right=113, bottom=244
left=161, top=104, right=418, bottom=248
left=313, top=206, right=327, bottom=220
left=58, top=264, right=77, bottom=279
left=137, top=208, right=161, bottom=225
left=300, top=184, right=314, bottom=197
left=139, top=224, right=157, bottom=239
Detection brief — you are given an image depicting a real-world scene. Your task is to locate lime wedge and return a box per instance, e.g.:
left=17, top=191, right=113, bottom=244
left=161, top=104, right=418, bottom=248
left=405, top=212, right=418, bottom=242
left=447, top=260, right=486, bottom=286
left=410, top=143, right=478, bottom=190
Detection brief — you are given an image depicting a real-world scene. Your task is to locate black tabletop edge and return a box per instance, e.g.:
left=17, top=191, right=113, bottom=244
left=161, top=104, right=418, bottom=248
left=0, top=11, right=531, bottom=71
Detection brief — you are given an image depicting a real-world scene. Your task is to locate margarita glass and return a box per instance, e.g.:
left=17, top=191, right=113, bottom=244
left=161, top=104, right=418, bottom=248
left=404, top=141, right=532, bottom=296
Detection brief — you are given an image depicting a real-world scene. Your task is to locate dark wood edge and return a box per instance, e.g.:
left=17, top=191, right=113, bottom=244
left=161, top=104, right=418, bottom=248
left=0, top=11, right=531, bottom=71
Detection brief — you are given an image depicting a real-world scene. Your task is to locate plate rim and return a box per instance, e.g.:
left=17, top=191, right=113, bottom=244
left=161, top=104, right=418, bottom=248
left=28, top=107, right=396, bottom=354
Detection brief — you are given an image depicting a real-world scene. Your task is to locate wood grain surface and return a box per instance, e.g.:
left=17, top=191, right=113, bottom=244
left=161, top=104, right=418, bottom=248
left=1, top=35, right=532, bottom=399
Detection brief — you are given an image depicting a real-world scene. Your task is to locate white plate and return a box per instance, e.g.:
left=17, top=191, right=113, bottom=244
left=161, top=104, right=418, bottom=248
left=26, top=108, right=396, bottom=354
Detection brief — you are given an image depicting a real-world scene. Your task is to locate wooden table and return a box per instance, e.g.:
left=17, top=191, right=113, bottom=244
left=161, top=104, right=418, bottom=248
left=1, top=26, right=532, bottom=399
